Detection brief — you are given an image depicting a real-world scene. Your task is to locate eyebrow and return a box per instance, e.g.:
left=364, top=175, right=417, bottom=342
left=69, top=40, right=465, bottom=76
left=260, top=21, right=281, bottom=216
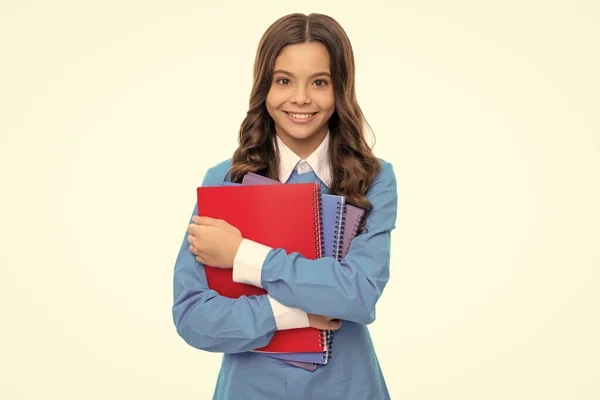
left=273, top=69, right=332, bottom=79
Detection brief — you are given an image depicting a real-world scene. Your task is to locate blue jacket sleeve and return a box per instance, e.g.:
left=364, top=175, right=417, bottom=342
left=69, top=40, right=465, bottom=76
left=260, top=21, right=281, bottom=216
left=171, top=173, right=278, bottom=353
left=259, top=161, right=398, bottom=325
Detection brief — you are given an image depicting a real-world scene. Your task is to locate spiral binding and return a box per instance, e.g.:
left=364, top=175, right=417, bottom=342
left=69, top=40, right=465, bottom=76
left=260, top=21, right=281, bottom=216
left=312, top=188, right=323, bottom=259
left=332, top=200, right=346, bottom=261
left=319, top=328, right=334, bottom=362
left=348, top=209, right=363, bottom=249
left=325, top=199, right=346, bottom=361
left=314, top=187, right=335, bottom=363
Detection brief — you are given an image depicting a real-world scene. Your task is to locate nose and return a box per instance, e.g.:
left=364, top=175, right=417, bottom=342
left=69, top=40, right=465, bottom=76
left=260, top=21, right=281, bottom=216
left=290, top=85, right=311, bottom=105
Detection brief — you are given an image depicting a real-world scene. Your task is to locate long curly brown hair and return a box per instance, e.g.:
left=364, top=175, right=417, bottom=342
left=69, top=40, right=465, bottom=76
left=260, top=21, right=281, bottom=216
left=227, top=13, right=381, bottom=213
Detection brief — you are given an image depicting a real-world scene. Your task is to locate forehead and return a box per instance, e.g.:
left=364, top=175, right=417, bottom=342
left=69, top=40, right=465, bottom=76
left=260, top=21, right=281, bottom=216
left=273, top=42, right=331, bottom=74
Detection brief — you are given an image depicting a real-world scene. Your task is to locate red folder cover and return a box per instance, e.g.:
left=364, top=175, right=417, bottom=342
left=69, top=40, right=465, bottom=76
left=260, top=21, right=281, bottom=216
left=196, top=183, right=324, bottom=353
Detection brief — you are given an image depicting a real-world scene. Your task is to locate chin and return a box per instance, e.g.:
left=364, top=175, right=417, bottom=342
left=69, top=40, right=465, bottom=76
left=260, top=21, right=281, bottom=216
left=279, top=119, right=326, bottom=139
left=283, top=127, right=324, bottom=141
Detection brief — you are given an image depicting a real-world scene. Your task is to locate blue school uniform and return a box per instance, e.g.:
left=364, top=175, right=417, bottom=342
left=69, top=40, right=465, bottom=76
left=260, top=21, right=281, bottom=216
left=172, top=138, right=397, bottom=399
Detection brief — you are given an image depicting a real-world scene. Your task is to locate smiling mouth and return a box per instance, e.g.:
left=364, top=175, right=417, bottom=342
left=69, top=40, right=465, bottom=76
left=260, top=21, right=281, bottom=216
left=284, top=111, right=317, bottom=119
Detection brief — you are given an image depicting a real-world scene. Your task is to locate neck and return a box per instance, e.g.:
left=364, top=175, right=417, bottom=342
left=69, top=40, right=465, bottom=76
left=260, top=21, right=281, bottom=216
left=276, top=126, right=328, bottom=159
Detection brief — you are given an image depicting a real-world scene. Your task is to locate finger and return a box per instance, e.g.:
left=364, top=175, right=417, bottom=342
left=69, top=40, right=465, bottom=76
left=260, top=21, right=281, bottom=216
left=188, top=244, right=198, bottom=255
left=187, top=223, right=204, bottom=235
left=188, top=225, right=212, bottom=241
left=195, top=255, right=207, bottom=264
left=192, top=216, right=222, bottom=226
left=187, top=235, right=202, bottom=250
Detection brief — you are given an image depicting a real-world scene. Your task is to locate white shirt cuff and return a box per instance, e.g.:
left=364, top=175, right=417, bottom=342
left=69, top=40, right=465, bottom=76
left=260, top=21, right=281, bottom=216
left=232, top=238, right=271, bottom=288
left=267, top=295, right=310, bottom=330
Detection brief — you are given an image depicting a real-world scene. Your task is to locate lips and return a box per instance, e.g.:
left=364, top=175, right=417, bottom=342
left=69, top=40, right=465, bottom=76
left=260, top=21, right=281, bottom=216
left=283, top=111, right=317, bottom=124
left=284, top=111, right=317, bottom=118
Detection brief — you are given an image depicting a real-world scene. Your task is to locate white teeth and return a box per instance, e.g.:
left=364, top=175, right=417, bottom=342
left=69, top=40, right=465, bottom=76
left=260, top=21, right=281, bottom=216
left=288, top=113, right=314, bottom=119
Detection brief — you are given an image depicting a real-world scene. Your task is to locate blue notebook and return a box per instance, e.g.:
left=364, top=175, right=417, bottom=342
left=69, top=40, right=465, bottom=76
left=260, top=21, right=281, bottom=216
left=320, top=194, right=346, bottom=260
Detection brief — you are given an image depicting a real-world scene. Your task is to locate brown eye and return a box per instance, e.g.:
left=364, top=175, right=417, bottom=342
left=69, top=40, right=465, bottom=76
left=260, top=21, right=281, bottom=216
left=314, top=79, right=328, bottom=87
left=276, top=78, right=290, bottom=85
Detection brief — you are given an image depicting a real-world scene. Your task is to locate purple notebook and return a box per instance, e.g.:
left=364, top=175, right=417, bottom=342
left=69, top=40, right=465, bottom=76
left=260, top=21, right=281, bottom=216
left=254, top=349, right=329, bottom=364
left=340, top=204, right=365, bottom=259
left=286, top=360, right=317, bottom=371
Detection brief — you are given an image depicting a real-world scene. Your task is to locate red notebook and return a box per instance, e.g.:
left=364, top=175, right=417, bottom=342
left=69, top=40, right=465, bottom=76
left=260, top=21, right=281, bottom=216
left=196, top=183, right=325, bottom=353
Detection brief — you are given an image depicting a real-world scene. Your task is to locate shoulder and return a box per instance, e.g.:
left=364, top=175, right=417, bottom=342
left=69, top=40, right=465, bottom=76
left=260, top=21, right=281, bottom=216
left=376, top=158, right=395, bottom=181
left=368, top=158, right=396, bottom=195
left=202, top=158, right=233, bottom=186
left=364, top=158, right=397, bottom=230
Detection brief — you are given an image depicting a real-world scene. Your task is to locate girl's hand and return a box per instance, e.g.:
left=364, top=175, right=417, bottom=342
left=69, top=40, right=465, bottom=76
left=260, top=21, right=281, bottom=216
left=187, top=216, right=243, bottom=269
left=307, top=314, right=343, bottom=331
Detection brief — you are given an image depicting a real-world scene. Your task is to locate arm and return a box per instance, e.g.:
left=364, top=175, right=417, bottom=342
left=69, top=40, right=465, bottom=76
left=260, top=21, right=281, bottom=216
left=232, top=161, right=398, bottom=325
left=172, top=173, right=310, bottom=354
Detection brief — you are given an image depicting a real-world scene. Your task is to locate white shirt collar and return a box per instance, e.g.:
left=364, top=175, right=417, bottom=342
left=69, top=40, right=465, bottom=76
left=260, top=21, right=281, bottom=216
left=275, top=132, right=332, bottom=188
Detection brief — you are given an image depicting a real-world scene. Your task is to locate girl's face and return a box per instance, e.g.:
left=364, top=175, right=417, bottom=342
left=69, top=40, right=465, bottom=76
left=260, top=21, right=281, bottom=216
left=266, top=42, right=335, bottom=158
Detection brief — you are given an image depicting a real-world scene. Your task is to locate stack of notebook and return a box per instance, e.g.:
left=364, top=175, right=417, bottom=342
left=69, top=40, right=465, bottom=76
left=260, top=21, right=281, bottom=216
left=196, top=173, right=365, bottom=371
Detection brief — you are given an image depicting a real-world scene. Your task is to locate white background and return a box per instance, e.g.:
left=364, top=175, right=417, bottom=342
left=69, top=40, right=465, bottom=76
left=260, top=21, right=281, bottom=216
left=1, top=1, right=599, bottom=398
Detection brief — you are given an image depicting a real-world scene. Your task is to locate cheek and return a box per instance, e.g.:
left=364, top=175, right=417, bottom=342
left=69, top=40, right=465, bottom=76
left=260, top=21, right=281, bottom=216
left=266, top=90, right=285, bottom=116
left=265, top=93, right=276, bottom=118
left=317, top=90, right=335, bottom=114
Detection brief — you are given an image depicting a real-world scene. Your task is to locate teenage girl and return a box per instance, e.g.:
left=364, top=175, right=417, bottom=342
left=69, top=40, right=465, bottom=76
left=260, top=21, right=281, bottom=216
left=173, top=13, right=398, bottom=400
